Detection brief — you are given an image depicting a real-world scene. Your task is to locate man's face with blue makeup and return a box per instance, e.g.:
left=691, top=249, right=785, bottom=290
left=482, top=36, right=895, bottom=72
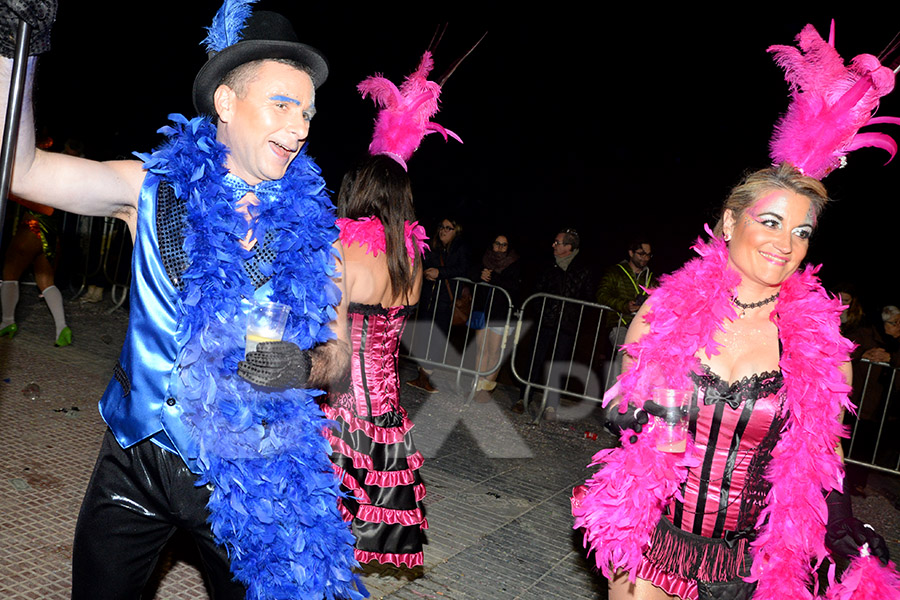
left=214, top=60, right=316, bottom=185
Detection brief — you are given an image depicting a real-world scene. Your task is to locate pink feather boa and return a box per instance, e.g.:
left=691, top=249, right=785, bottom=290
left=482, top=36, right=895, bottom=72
left=573, top=235, right=900, bottom=598
left=336, top=216, right=428, bottom=265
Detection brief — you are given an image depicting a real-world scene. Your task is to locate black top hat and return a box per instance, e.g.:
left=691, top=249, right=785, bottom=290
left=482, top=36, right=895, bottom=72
left=192, top=11, right=329, bottom=116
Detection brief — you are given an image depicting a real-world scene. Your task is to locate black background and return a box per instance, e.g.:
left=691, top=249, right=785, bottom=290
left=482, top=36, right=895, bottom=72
left=31, top=2, right=900, bottom=315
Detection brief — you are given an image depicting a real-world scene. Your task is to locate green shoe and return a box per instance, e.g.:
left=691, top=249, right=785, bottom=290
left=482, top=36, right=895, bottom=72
left=0, top=323, right=17, bottom=338
left=55, top=326, right=72, bottom=347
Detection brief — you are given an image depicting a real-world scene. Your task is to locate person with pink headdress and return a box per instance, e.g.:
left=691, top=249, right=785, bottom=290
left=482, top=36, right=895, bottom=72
left=321, top=45, right=477, bottom=568
left=573, top=21, right=900, bottom=600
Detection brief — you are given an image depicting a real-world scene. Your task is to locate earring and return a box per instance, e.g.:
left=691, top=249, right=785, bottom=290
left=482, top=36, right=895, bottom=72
left=724, top=233, right=732, bottom=242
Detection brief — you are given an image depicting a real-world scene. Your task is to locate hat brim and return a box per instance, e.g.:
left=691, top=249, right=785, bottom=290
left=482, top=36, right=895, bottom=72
left=192, top=40, right=329, bottom=116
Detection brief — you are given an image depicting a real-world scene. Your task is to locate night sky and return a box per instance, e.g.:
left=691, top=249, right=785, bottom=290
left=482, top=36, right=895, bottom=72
left=29, top=2, right=900, bottom=314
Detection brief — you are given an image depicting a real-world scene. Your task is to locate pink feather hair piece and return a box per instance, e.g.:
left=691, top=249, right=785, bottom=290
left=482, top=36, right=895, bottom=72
left=768, top=21, right=900, bottom=179
left=358, top=51, right=462, bottom=170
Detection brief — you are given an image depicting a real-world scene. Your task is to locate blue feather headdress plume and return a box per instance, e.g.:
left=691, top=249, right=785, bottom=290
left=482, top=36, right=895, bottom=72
left=203, top=0, right=257, bottom=53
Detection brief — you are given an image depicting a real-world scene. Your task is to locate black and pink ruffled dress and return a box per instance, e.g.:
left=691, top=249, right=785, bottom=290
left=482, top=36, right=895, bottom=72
left=323, top=217, right=428, bottom=567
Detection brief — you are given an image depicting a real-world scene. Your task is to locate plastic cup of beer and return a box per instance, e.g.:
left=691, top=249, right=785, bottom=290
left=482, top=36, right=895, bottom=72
left=245, top=301, right=291, bottom=356
left=652, top=388, right=691, bottom=453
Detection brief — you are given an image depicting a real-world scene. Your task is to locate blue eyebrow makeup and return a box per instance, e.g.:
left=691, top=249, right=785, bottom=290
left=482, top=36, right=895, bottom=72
left=269, top=95, right=301, bottom=106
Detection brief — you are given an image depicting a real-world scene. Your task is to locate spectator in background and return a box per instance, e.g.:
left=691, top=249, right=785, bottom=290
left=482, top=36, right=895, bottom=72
left=882, top=305, right=900, bottom=348
left=407, top=217, right=469, bottom=393
left=596, top=238, right=658, bottom=358
left=470, top=233, right=522, bottom=403
left=836, top=287, right=890, bottom=494
left=515, top=228, right=593, bottom=420
left=836, top=286, right=891, bottom=418
left=0, top=195, right=71, bottom=346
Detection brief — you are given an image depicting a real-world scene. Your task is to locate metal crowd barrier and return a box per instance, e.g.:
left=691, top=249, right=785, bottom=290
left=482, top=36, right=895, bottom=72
left=61, top=213, right=132, bottom=313
left=845, top=358, right=900, bottom=476
left=511, top=293, right=620, bottom=422
left=402, top=280, right=623, bottom=420
left=402, top=278, right=514, bottom=398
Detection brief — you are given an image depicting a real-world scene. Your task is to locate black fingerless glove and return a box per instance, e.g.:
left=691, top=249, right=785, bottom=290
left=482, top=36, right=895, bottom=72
left=238, top=341, right=312, bottom=389
left=825, top=488, right=890, bottom=565
left=604, top=401, right=667, bottom=444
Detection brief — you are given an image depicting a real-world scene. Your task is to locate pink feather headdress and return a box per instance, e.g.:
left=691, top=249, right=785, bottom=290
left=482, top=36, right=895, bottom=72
left=768, top=21, right=900, bottom=179
left=358, top=51, right=462, bottom=171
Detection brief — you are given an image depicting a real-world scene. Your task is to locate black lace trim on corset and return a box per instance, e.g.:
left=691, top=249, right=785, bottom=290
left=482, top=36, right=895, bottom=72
left=349, top=301, right=417, bottom=319
left=735, top=411, right=786, bottom=531
left=156, top=183, right=189, bottom=291
left=692, top=365, right=784, bottom=407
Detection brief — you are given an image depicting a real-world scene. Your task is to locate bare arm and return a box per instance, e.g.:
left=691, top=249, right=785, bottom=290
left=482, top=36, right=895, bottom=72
left=1, top=57, right=143, bottom=225
left=308, top=241, right=350, bottom=387
left=619, top=298, right=654, bottom=376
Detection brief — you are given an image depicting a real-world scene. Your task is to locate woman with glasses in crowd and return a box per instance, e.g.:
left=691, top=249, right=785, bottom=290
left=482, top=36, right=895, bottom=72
left=469, top=233, right=522, bottom=403
left=407, top=217, right=469, bottom=393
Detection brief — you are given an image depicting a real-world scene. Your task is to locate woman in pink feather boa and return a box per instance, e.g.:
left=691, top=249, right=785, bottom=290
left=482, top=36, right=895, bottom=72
left=576, top=163, right=897, bottom=600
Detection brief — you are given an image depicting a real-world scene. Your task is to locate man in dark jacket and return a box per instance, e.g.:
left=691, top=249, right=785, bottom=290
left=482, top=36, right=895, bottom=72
left=596, top=238, right=657, bottom=389
left=515, top=229, right=593, bottom=420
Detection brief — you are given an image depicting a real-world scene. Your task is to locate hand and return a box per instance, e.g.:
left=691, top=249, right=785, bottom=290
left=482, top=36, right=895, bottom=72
left=604, top=401, right=667, bottom=444
left=862, top=347, right=891, bottom=363
left=238, top=341, right=311, bottom=389
left=825, top=489, right=890, bottom=565
left=0, top=0, right=56, bottom=57
left=424, top=267, right=439, bottom=281
left=481, top=268, right=492, bottom=282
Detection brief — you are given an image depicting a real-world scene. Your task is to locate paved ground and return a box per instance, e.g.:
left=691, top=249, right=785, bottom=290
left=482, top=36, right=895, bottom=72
left=1, top=288, right=899, bottom=599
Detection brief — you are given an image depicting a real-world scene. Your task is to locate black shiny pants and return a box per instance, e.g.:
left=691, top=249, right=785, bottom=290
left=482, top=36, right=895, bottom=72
left=71, top=429, right=245, bottom=599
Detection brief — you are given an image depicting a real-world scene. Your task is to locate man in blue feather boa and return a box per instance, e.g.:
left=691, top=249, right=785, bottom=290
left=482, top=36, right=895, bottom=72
left=0, top=1, right=365, bottom=598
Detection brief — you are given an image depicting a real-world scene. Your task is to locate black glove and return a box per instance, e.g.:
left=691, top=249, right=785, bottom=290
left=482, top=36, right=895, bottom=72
left=604, top=401, right=667, bottom=444
left=825, top=488, right=890, bottom=565
left=238, top=341, right=312, bottom=389
left=0, top=0, right=56, bottom=57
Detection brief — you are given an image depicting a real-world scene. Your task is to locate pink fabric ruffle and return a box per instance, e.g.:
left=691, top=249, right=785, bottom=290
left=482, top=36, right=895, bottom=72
left=325, top=432, right=423, bottom=488
left=335, top=490, right=427, bottom=528
left=634, top=557, right=698, bottom=600
left=363, top=459, right=423, bottom=487
left=355, top=503, right=426, bottom=526
left=323, top=404, right=413, bottom=444
left=337, top=216, right=428, bottom=266
left=355, top=549, right=423, bottom=569
left=331, top=464, right=372, bottom=504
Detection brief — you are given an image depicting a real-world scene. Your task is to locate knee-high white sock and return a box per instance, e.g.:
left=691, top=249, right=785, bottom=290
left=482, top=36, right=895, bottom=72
left=42, top=285, right=68, bottom=337
left=1, top=280, right=18, bottom=328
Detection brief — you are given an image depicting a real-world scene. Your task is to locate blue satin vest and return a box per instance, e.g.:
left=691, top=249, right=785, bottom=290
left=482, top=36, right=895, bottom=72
left=98, top=175, right=197, bottom=469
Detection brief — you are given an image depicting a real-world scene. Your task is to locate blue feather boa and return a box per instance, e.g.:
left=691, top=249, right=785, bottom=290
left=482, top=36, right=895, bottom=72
left=136, top=114, right=365, bottom=600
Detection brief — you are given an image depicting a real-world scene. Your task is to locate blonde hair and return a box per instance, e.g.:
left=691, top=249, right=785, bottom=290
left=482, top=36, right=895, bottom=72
left=713, top=162, right=829, bottom=236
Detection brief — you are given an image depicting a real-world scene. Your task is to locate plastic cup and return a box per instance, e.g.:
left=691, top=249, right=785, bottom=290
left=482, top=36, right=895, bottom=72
left=652, top=388, right=691, bottom=453
left=245, top=301, right=291, bottom=356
